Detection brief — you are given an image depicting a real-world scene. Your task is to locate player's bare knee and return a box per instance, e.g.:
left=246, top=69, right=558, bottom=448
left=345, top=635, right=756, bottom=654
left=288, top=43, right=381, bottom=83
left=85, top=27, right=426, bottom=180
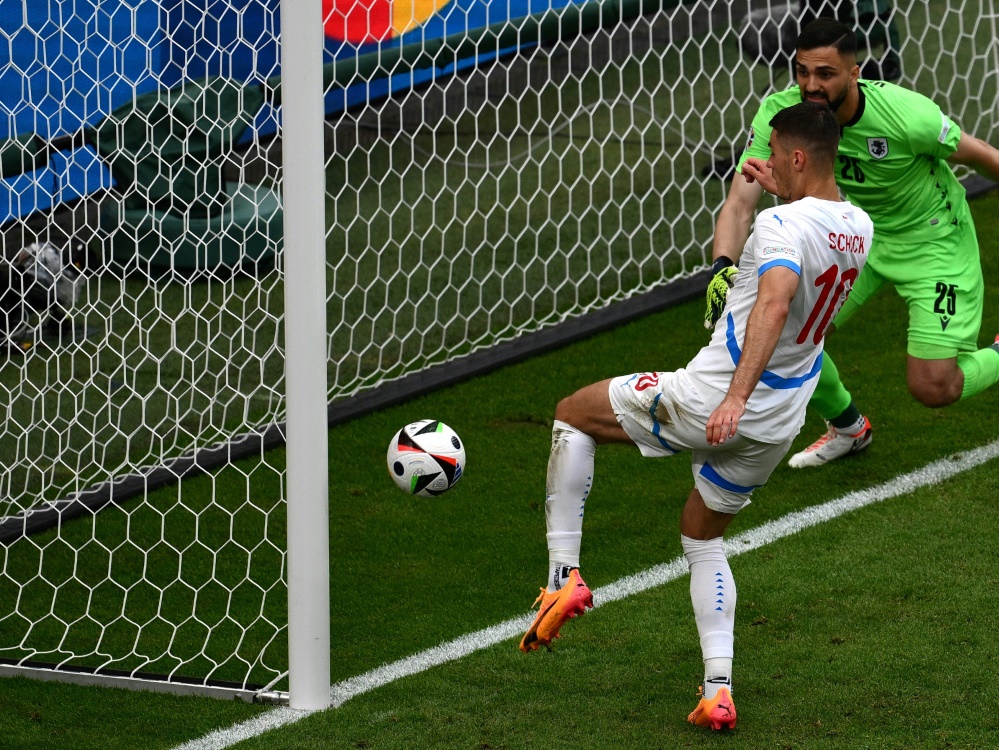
left=553, top=394, right=580, bottom=426
left=680, top=490, right=735, bottom=540
left=554, top=392, right=600, bottom=435
left=908, top=378, right=961, bottom=408
left=907, top=358, right=963, bottom=408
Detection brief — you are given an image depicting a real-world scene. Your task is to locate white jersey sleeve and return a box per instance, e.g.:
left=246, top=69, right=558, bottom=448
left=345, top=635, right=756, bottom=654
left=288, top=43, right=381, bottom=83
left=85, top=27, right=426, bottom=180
left=685, top=197, right=872, bottom=442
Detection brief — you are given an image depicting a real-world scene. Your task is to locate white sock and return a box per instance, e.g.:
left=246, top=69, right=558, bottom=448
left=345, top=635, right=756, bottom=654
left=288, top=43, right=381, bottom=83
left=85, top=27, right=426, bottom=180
left=546, top=563, right=575, bottom=592
left=682, top=534, right=735, bottom=699
left=839, top=414, right=868, bottom=436
left=829, top=414, right=867, bottom=436
left=545, top=420, right=594, bottom=592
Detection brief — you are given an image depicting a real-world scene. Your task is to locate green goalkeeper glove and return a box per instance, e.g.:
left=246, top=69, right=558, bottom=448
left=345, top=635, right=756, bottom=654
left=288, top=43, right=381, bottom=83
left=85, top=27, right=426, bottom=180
left=704, top=257, right=738, bottom=330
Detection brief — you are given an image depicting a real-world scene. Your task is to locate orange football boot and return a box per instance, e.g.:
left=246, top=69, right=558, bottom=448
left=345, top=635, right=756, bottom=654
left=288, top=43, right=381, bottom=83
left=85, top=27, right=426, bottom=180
left=519, top=568, right=593, bottom=652
left=687, top=685, right=737, bottom=730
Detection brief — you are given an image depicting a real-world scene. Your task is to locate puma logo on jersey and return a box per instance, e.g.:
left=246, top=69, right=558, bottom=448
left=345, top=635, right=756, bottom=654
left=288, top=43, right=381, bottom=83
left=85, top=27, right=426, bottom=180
left=828, top=233, right=867, bottom=253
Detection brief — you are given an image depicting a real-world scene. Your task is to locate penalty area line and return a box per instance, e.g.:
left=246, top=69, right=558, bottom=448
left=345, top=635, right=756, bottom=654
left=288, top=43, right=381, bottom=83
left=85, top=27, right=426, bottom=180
left=173, top=439, right=999, bottom=750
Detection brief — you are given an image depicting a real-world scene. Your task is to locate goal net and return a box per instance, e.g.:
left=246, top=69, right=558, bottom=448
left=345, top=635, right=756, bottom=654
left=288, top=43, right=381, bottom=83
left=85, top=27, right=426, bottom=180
left=0, top=0, right=995, bottom=700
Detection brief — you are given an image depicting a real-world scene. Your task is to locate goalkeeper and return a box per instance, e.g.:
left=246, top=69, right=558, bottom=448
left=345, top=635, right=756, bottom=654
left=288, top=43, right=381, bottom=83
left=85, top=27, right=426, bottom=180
left=707, top=18, right=999, bottom=469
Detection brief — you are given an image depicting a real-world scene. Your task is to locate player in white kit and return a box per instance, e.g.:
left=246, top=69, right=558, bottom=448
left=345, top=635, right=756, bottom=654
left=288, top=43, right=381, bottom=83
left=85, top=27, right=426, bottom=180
left=518, top=102, right=873, bottom=730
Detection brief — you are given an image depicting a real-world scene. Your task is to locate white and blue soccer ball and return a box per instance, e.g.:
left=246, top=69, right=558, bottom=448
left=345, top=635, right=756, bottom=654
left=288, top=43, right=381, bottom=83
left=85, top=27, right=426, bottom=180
left=386, top=419, right=465, bottom=496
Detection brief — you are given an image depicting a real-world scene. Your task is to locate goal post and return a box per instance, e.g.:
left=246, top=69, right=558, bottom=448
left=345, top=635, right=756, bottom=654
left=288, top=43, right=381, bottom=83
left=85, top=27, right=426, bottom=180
left=0, top=0, right=995, bottom=704
left=280, top=0, right=332, bottom=712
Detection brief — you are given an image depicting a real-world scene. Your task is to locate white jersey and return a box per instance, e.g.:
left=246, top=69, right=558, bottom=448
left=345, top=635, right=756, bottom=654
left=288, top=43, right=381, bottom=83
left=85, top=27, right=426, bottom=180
left=686, top=197, right=873, bottom=443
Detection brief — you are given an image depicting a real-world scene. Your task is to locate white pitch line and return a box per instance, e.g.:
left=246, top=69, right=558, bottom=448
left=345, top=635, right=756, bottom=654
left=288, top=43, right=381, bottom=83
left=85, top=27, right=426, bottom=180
left=174, top=439, right=999, bottom=750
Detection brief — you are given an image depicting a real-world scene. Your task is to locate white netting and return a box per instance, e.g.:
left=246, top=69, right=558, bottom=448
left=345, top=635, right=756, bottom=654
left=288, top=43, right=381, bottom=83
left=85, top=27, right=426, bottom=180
left=0, top=0, right=995, bottom=695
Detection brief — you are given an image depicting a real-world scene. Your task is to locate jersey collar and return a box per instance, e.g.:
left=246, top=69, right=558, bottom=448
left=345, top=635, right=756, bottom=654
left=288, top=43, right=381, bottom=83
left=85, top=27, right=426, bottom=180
left=843, top=82, right=867, bottom=130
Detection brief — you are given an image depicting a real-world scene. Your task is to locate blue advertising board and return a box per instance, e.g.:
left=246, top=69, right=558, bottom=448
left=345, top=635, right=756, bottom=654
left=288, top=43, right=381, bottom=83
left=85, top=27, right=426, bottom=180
left=1, top=0, right=580, bottom=223
left=0, top=2, right=161, bottom=221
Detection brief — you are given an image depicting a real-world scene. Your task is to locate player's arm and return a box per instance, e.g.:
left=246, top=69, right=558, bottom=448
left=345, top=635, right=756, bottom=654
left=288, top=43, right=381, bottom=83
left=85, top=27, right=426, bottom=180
left=704, top=176, right=765, bottom=329
left=712, top=173, right=765, bottom=266
left=705, top=101, right=777, bottom=330
left=706, top=265, right=799, bottom=446
left=947, top=132, right=999, bottom=183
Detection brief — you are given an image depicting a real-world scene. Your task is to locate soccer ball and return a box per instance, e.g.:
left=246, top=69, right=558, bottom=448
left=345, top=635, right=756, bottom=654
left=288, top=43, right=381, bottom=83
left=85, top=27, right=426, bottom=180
left=386, top=420, right=465, bottom=496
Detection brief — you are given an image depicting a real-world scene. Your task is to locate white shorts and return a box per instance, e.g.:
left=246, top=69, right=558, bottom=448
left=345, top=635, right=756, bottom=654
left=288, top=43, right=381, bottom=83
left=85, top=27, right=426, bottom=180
left=607, top=371, right=793, bottom=514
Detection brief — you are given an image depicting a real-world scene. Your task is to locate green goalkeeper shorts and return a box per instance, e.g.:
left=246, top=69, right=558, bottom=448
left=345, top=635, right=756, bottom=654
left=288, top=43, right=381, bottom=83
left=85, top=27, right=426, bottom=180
left=832, top=215, right=983, bottom=360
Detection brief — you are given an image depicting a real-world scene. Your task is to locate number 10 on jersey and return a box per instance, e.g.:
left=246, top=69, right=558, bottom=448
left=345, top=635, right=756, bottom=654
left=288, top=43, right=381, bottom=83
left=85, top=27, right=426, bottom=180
left=796, top=264, right=859, bottom=345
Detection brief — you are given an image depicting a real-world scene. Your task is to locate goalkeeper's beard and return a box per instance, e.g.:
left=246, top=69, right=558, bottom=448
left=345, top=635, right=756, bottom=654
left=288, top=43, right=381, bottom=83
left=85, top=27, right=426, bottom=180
left=801, top=90, right=848, bottom=116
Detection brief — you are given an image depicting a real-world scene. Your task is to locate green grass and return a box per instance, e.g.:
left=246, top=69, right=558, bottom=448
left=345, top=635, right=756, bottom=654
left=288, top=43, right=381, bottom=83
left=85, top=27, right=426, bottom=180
left=2, top=189, right=999, bottom=748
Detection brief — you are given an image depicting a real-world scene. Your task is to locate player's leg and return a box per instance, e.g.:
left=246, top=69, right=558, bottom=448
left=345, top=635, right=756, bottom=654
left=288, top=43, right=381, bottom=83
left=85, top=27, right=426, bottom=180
left=900, top=220, right=999, bottom=407
left=521, top=371, right=698, bottom=652
left=546, top=380, right=634, bottom=589
left=905, top=356, right=963, bottom=407
left=519, top=378, right=636, bottom=653
left=685, top=438, right=789, bottom=731
left=906, top=346, right=999, bottom=407
left=553, top=379, right=634, bottom=446
left=957, top=342, right=999, bottom=400
left=681, top=488, right=737, bottom=719
left=789, top=267, right=882, bottom=468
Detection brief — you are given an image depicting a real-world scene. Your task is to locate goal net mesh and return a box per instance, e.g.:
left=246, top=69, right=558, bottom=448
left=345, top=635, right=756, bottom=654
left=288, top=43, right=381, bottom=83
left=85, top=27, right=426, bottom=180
left=0, top=0, right=994, bottom=694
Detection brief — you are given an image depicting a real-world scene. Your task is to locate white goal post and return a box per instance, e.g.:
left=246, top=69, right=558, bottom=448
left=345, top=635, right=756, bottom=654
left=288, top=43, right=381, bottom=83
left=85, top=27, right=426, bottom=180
left=0, top=0, right=995, bottom=704
left=281, top=0, right=332, bottom=711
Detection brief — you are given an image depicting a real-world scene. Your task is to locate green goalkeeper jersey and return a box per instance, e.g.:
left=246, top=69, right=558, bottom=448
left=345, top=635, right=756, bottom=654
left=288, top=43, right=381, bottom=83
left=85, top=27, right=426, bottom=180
left=737, top=81, right=966, bottom=243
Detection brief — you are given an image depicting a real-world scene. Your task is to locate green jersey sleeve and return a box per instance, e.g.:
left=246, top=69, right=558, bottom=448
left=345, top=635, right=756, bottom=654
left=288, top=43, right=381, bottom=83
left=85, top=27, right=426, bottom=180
left=896, top=87, right=961, bottom=161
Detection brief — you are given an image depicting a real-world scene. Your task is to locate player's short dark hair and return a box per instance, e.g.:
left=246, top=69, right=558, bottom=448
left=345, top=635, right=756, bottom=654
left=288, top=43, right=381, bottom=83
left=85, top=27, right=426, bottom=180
left=769, top=101, right=840, bottom=165
left=795, top=18, right=857, bottom=58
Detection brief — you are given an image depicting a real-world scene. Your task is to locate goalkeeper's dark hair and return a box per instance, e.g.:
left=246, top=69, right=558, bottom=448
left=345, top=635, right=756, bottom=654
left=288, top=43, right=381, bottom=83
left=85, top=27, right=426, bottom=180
left=769, top=101, right=841, bottom=165
left=795, top=18, right=857, bottom=58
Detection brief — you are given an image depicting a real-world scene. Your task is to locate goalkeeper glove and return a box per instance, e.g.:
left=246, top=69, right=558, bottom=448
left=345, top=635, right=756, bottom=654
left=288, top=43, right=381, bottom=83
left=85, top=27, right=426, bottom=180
left=704, top=256, right=738, bottom=330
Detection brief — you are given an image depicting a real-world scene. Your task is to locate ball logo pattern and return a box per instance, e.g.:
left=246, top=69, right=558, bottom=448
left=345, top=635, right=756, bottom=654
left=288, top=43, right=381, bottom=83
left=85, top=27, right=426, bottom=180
left=386, top=419, right=465, bottom=496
